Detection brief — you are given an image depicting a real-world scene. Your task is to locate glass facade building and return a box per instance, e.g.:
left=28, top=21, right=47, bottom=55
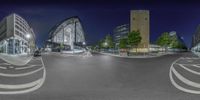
left=0, top=13, right=35, bottom=55
left=46, top=16, right=85, bottom=52
left=113, top=24, right=129, bottom=48
left=192, top=25, right=200, bottom=52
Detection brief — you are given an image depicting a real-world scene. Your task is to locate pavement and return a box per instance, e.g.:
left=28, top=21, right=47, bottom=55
left=169, top=56, right=200, bottom=94
left=0, top=53, right=33, bottom=66
left=97, top=52, right=171, bottom=58
left=0, top=52, right=200, bottom=100
left=0, top=57, right=46, bottom=95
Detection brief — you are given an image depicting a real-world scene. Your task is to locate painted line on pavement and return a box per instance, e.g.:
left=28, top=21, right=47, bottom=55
left=0, top=67, right=43, bottom=77
left=193, top=65, right=200, bottom=68
left=0, top=78, right=42, bottom=89
left=179, top=64, right=200, bottom=75
left=172, top=67, right=200, bottom=88
left=0, top=66, right=6, bottom=70
left=169, top=57, right=200, bottom=94
left=15, top=65, right=41, bottom=70
left=0, top=57, right=46, bottom=94
left=170, top=67, right=200, bottom=94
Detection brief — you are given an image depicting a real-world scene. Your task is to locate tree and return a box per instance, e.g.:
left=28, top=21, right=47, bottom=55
left=156, top=32, right=171, bottom=51
left=127, top=31, right=142, bottom=52
left=119, top=38, right=128, bottom=49
left=97, top=39, right=104, bottom=49
left=60, top=43, right=64, bottom=50
left=104, top=34, right=114, bottom=49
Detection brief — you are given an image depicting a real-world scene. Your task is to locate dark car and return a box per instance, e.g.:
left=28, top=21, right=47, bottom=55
left=34, top=50, right=41, bottom=57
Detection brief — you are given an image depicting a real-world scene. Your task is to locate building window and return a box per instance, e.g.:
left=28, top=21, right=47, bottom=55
left=145, top=17, right=148, bottom=20
left=133, top=17, right=135, bottom=20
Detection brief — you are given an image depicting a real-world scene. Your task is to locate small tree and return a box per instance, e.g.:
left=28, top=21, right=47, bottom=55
left=60, top=43, right=64, bottom=50
left=105, top=34, right=114, bottom=49
left=127, top=31, right=142, bottom=52
left=156, top=32, right=171, bottom=52
left=119, top=38, right=128, bottom=49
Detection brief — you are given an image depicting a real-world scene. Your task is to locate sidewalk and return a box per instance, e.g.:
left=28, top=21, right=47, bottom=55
left=0, top=53, right=33, bottom=66
left=192, top=51, right=200, bottom=57
left=97, top=52, right=170, bottom=58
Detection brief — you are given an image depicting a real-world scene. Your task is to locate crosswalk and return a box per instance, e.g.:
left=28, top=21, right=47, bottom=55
left=0, top=57, right=46, bottom=94
left=169, top=57, right=200, bottom=94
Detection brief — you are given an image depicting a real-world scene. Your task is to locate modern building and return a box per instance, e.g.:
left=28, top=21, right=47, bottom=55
left=0, top=13, right=35, bottom=55
left=113, top=24, right=129, bottom=48
left=168, top=31, right=187, bottom=51
left=191, top=25, right=200, bottom=52
left=130, top=10, right=150, bottom=52
left=45, top=16, right=85, bottom=53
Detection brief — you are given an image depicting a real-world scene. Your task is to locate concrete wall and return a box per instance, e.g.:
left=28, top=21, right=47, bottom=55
left=6, top=14, right=14, bottom=38
left=130, top=10, right=150, bottom=49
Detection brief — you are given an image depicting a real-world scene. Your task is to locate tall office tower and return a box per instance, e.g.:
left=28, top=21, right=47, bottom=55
left=130, top=10, right=150, bottom=52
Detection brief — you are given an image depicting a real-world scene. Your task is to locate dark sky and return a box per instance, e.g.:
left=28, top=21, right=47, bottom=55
left=0, top=0, right=200, bottom=47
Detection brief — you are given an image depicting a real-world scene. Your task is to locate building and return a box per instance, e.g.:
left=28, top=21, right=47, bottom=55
left=0, top=13, right=35, bottom=55
left=113, top=24, right=129, bottom=48
left=191, top=25, right=200, bottom=52
left=45, top=16, right=85, bottom=53
left=130, top=10, right=150, bottom=52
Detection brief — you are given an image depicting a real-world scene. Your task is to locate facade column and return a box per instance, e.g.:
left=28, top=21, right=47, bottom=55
left=13, top=38, right=15, bottom=54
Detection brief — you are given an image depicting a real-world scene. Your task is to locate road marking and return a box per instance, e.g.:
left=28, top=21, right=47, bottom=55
left=0, top=66, right=7, bottom=69
left=178, top=64, right=200, bottom=75
left=193, top=65, right=200, bottom=68
left=0, top=78, right=42, bottom=89
left=0, top=57, right=46, bottom=94
left=0, top=67, right=43, bottom=77
left=0, top=63, right=11, bottom=65
left=170, top=66, right=200, bottom=94
left=169, top=57, right=200, bottom=94
left=15, top=65, right=40, bottom=70
left=172, top=67, right=200, bottom=88
left=175, top=63, right=200, bottom=65
left=187, top=60, right=193, bottom=62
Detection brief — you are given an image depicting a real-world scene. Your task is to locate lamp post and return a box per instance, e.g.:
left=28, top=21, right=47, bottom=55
left=26, top=33, right=31, bottom=55
left=104, top=42, right=108, bottom=52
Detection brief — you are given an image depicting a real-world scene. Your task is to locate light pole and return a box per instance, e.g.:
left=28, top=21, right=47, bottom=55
left=104, top=42, right=108, bottom=52
left=26, top=33, right=31, bottom=55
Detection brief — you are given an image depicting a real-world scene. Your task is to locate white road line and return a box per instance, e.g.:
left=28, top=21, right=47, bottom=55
left=187, top=60, right=193, bottom=62
left=169, top=57, right=200, bottom=94
left=193, top=65, right=200, bottom=68
left=178, top=64, right=200, bottom=75
left=0, top=67, right=43, bottom=77
left=180, top=57, right=200, bottom=59
left=0, top=66, right=6, bottom=69
left=0, top=63, right=11, bottom=65
left=0, top=78, right=42, bottom=89
left=172, top=67, right=200, bottom=88
left=170, top=67, right=200, bottom=94
left=175, top=63, right=200, bottom=65
left=0, top=57, right=46, bottom=94
left=15, top=65, right=40, bottom=70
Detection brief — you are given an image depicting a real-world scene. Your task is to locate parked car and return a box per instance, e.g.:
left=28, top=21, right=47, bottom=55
left=34, top=50, right=41, bottom=57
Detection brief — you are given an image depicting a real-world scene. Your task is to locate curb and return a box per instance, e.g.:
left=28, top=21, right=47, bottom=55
left=96, top=52, right=169, bottom=58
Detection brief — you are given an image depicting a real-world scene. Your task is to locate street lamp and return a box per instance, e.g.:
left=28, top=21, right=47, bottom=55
left=25, top=33, right=31, bottom=55
left=26, top=34, right=31, bottom=39
left=82, top=42, right=86, bottom=45
left=104, top=42, right=108, bottom=47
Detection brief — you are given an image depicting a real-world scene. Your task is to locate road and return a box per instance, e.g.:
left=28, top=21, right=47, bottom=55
left=0, top=52, right=200, bottom=100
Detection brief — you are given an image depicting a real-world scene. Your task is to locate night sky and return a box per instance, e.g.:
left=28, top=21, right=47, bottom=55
left=0, top=0, right=200, bottom=48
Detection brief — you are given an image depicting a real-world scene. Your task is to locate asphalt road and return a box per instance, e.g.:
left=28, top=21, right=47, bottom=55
left=1, top=52, right=200, bottom=100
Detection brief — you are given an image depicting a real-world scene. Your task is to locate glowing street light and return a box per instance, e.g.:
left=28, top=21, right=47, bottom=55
left=26, top=34, right=31, bottom=39
left=104, top=42, right=108, bottom=46
left=82, top=42, right=86, bottom=45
